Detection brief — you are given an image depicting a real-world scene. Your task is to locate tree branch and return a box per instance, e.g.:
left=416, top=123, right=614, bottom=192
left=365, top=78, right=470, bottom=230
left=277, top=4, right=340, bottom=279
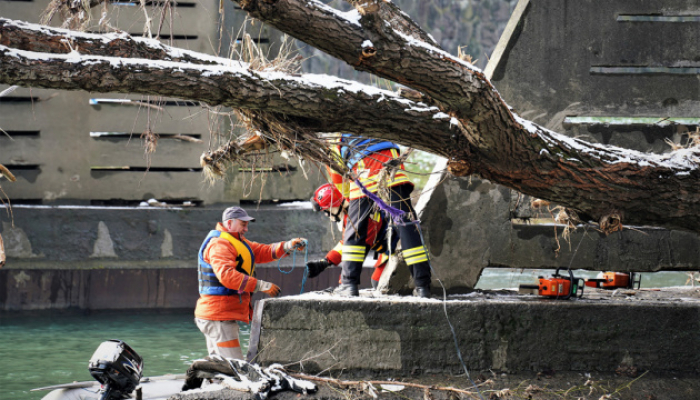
left=232, top=0, right=700, bottom=232
left=3, top=5, right=700, bottom=232
left=0, top=18, right=230, bottom=66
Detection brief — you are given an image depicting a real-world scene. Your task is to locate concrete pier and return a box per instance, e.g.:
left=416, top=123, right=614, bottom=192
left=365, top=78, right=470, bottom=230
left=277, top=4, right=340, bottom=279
left=248, top=289, right=700, bottom=376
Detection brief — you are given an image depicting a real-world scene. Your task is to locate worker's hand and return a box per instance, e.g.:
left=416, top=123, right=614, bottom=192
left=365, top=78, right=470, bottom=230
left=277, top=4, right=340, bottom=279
left=306, top=259, right=331, bottom=279
left=255, top=280, right=281, bottom=297
left=284, top=238, right=307, bottom=252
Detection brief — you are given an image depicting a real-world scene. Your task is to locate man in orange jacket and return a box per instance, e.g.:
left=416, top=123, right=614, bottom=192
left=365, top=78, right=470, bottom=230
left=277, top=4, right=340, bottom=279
left=194, top=206, right=306, bottom=360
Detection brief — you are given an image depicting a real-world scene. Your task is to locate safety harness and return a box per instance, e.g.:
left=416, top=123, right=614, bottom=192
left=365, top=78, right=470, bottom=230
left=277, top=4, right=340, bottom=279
left=339, top=136, right=400, bottom=169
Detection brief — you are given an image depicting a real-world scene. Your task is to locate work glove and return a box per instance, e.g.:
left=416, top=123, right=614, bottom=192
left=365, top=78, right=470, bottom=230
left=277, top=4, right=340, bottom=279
left=306, top=259, right=331, bottom=279
left=255, top=280, right=281, bottom=297
left=284, top=238, right=307, bottom=252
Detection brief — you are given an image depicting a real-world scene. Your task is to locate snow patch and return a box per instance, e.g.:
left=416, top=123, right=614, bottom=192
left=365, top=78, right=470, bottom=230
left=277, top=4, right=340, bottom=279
left=391, top=28, right=481, bottom=74
left=310, top=1, right=361, bottom=26
left=3, top=18, right=234, bottom=66
left=514, top=114, right=700, bottom=172
left=275, top=201, right=313, bottom=210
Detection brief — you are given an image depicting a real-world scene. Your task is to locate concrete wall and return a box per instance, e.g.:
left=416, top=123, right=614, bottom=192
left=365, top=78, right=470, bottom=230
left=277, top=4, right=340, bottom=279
left=251, top=295, right=700, bottom=375
left=418, top=0, right=700, bottom=290
left=0, top=205, right=349, bottom=311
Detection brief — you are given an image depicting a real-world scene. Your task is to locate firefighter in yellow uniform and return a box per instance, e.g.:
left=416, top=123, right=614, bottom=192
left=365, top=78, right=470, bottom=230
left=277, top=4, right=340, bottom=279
left=328, top=135, right=432, bottom=297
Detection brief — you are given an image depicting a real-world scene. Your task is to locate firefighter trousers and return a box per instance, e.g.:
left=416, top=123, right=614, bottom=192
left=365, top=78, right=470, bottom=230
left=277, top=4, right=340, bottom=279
left=340, top=183, right=432, bottom=288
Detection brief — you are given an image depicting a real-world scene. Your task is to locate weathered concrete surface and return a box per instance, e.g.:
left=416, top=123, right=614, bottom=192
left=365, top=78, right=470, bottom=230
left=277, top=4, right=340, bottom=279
left=492, top=0, right=700, bottom=137
left=0, top=204, right=346, bottom=310
left=419, top=175, right=700, bottom=292
left=250, top=290, right=700, bottom=376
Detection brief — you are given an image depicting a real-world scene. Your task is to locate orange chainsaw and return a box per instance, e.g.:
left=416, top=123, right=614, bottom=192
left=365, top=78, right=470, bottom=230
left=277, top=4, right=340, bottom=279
left=519, top=268, right=585, bottom=299
left=584, top=272, right=641, bottom=290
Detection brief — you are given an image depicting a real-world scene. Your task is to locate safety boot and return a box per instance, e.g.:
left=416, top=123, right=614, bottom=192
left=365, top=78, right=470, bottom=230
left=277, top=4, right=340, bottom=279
left=413, top=286, right=431, bottom=298
left=333, top=283, right=359, bottom=297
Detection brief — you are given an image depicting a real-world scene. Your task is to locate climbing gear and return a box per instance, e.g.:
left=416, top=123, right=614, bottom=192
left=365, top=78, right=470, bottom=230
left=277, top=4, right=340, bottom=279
left=585, top=272, right=641, bottom=290
left=277, top=239, right=310, bottom=294
left=198, top=230, right=255, bottom=296
left=284, top=238, right=307, bottom=252
left=339, top=136, right=400, bottom=169
left=330, top=137, right=411, bottom=200
left=519, top=268, right=585, bottom=299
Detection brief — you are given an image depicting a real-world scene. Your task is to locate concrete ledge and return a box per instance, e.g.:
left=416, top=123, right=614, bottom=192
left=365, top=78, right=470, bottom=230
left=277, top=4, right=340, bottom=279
left=249, top=290, right=700, bottom=376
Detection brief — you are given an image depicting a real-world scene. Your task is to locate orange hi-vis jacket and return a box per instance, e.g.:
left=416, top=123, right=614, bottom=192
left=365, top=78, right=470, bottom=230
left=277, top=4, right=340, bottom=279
left=194, top=223, right=287, bottom=323
left=330, top=142, right=412, bottom=201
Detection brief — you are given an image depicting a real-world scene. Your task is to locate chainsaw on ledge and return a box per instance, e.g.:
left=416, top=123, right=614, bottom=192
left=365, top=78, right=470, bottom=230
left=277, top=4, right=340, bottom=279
left=584, top=272, right=641, bottom=290
left=518, top=267, right=585, bottom=300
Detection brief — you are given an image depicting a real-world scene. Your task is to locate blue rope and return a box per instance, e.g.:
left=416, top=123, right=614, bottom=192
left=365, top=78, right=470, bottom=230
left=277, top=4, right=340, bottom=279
left=276, top=239, right=310, bottom=294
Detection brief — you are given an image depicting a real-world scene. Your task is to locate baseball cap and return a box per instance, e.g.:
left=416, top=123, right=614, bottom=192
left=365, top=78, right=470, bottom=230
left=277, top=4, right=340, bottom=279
left=222, top=206, right=256, bottom=222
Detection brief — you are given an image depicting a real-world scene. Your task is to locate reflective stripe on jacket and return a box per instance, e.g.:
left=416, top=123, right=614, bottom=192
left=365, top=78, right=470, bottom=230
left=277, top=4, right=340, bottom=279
left=331, top=139, right=413, bottom=200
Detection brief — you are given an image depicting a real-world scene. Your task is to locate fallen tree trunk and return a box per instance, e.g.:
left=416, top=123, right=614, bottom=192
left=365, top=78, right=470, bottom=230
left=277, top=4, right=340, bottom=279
left=233, top=0, right=700, bottom=233
left=1, top=0, right=700, bottom=233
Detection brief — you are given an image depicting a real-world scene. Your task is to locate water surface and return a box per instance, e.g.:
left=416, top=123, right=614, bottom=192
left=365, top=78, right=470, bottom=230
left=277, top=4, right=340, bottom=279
left=0, top=310, right=250, bottom=400
left=1, top=269, right=694, bottom=400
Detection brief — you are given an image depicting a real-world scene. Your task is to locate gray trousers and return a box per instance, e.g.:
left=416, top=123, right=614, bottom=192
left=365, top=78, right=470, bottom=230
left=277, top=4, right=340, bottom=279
left=195, top=318, right=243, bottom=360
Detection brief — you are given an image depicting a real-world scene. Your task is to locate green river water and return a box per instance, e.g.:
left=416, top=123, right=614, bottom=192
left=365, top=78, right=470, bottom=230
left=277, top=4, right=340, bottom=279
left=0, top=310, right=249, bottom=400
left=0, top=269, right=695, bottom=400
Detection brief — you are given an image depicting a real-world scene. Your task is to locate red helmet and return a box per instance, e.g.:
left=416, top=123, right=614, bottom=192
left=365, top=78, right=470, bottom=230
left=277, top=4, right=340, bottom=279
left=311, top=184, right=344, bottom=212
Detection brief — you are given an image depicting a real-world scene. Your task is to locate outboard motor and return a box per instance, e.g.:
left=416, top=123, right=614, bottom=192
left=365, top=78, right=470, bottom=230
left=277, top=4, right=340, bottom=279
left=88, top=340, right=143, bottom=400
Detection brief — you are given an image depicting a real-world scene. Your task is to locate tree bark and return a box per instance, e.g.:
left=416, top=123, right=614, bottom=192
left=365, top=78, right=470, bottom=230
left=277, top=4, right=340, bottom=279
left=2, top=0, right=700, bottom=233
left=0, top=18, right=454, bottom=159
left=232, top=0, right=700, bottom=233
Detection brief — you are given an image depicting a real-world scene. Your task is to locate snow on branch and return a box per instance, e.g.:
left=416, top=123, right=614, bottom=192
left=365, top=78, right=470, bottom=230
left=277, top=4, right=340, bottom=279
left=0, top=31, right=456, bottom=154
left=0, top=18, right=234, bottom=66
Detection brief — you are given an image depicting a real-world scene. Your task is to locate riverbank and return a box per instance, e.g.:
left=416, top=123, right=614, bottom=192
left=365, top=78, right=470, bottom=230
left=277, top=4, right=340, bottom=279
left=172, top=370, right=700, bottom=399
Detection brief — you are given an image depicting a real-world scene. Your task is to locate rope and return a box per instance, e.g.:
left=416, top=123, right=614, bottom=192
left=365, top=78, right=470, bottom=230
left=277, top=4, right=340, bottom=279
left=354, top=178, right=406, bottom=225
left=356, top=175, right=483, bottom=399
left=276, top=239, right=310, bottom=294
left=413, top=223, right=484, bottom=400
